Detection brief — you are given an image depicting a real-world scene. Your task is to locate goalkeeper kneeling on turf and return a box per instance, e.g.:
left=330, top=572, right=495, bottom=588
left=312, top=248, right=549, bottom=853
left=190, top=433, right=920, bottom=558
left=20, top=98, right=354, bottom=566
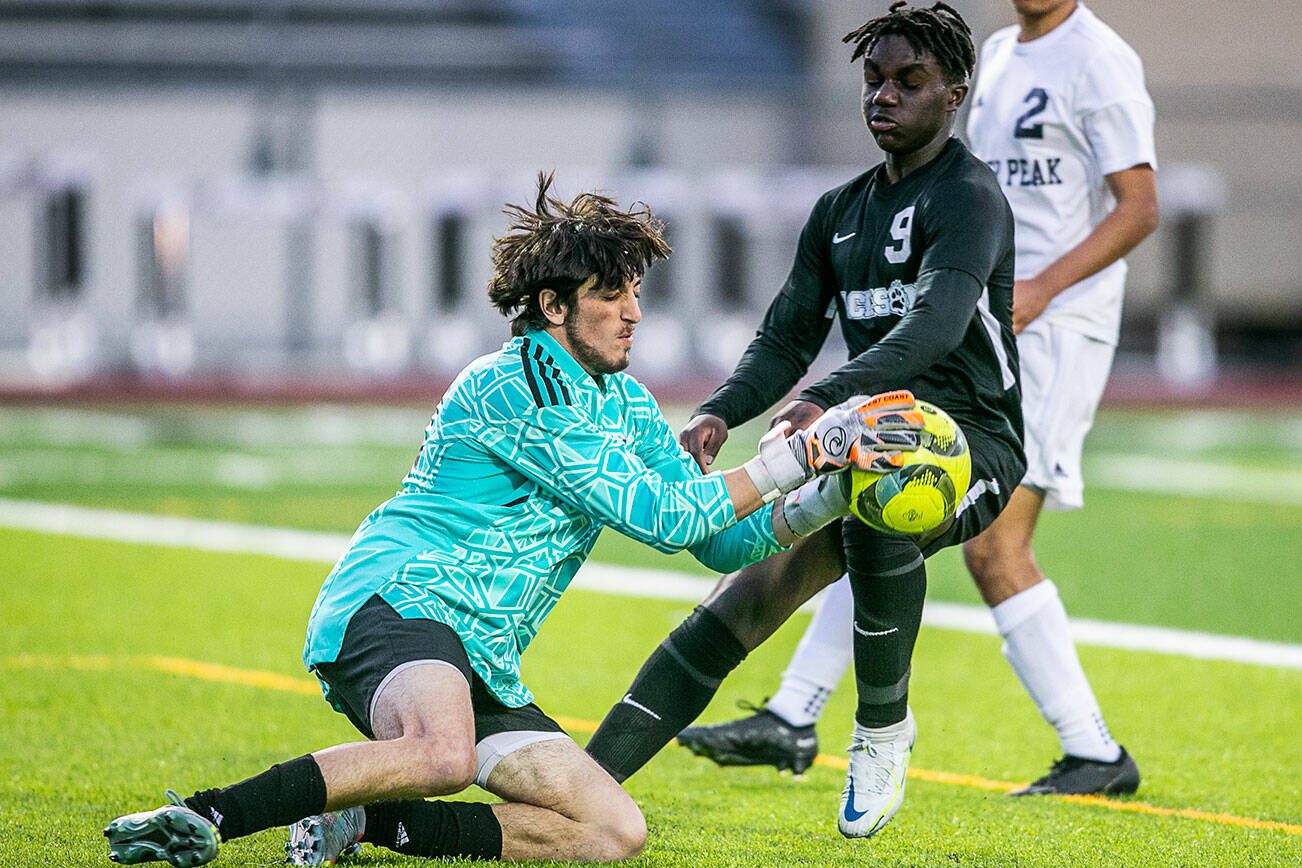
left=103, top=173, right=923, bottom=868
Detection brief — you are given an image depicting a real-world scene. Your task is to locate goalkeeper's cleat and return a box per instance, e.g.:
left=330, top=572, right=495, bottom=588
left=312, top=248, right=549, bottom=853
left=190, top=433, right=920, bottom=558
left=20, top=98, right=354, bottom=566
left=285, top=807, right=365, bottom=866
left=677, top=707, right=818, bottom=775
left=1011, top=748, right=1140, bottom=796
left=837, top=708, right=916, bottom=839
left=104, top=790, right=219, bottom=867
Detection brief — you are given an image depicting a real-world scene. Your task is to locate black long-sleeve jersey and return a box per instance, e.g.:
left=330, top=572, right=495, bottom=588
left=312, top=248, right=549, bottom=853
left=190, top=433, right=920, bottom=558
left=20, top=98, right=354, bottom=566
left=698, top=137, right=1024, bottom=454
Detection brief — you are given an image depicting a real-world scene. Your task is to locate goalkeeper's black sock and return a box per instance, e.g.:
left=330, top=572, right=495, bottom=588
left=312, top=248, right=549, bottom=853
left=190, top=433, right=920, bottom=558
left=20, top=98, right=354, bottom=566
left=586, top=606, right=747, bottom=782
left=184, top=754, right=327, bottom=841
left=363, top=799, right=502, bottom=860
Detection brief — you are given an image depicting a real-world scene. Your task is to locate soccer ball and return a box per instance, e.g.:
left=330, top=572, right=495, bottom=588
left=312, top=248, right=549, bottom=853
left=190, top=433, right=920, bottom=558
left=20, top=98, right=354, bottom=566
left=848, top=400, right=971, bottom=536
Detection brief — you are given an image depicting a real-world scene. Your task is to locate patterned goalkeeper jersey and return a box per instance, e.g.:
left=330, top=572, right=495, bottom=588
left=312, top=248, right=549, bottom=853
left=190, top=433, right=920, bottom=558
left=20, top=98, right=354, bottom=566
left=304, top=328, right=782, bottom=708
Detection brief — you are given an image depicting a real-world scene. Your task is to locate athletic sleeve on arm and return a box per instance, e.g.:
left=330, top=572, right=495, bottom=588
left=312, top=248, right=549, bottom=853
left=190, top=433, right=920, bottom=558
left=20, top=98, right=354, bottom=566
left=798, top=268, right=983, bottom=406
left=913, top=177, right=1013, bottom=278
left=480, top=403, right=740, bottom=554
left=631, top=399, right=785, bottom=572
left=696, top=198, right=838, bottom=427
left=799, top=179, right=1009, bottom=406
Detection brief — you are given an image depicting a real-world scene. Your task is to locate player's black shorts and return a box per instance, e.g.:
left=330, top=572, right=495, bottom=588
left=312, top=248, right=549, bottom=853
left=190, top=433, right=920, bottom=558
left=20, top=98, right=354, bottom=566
left=312, top=594, right=565, bottom=743
left=920, top=426, right=1026, bottom=555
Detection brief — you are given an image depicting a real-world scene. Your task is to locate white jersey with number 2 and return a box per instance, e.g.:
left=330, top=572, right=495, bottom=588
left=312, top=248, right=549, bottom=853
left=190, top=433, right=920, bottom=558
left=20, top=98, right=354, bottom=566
left=966, top=2, right=1156, bottom=345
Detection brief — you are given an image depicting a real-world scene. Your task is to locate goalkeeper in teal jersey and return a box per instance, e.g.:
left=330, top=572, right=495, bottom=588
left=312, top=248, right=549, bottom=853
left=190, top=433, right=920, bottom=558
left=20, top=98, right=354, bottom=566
left=304, top=320, right=791, bottom=710
left=105, top=173, right=927, bottom=867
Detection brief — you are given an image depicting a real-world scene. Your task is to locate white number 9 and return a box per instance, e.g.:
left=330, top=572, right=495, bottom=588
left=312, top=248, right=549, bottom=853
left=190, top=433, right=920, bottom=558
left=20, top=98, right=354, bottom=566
left=884, top=206, right=914, bottom=264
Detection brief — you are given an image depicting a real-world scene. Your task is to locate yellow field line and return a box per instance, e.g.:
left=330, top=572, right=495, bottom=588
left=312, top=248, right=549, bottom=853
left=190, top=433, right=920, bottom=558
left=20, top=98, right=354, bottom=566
left=5, top=653, right=324, bottom=695
left=9, top=653, right=1300, bottom=836
left=142, top=655, right=323, bottom=695
left=809, top=755, right=1302, bottom=834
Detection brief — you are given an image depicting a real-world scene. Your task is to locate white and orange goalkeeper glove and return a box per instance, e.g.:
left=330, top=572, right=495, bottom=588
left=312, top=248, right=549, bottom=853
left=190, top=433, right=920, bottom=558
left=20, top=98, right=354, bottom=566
left=845, top=389, right=929, bottom=473
left=742, top=390, right=925, bottom=502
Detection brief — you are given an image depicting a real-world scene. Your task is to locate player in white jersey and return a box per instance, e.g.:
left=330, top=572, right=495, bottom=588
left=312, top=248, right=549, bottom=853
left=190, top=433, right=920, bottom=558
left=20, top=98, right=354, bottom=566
left=677, top=0, right=1158, bottom=797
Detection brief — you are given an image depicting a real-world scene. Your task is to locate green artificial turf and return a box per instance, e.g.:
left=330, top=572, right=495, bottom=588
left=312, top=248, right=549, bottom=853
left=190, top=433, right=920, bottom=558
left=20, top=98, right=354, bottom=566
left=1, top=403, right=1299, bottom=640
left=1, top=403, right=1300, bottom=865
left=1, top=528, right=1299, bottom=867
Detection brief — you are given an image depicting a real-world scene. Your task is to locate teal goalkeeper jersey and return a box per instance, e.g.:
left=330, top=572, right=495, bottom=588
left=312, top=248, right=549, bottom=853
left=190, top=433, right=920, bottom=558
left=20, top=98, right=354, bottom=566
left=304, top=328, right=783, bottom=708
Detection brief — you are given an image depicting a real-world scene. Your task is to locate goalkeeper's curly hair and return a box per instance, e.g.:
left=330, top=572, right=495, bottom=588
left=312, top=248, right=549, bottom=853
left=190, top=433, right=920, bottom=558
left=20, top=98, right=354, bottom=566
left=489, top=172, right=671, bottom=336
left=843, top=1, right=975, bottom=85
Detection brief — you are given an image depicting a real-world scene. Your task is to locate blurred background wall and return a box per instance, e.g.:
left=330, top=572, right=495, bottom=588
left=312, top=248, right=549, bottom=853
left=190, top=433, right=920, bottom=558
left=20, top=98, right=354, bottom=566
left=0, top=0, right=1297, bottom=394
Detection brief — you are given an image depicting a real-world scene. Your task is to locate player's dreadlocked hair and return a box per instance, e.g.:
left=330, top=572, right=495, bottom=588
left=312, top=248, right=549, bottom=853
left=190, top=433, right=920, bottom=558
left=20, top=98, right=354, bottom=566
left=843, top=2, right=975, bottom=85
left=489, top=171, right=671, bottom=336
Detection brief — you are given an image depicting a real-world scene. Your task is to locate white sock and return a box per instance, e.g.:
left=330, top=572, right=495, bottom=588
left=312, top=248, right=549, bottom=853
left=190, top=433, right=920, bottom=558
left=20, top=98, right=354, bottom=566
left=851, top=706, right=914, bottom=744
left=992, top=579, right=1121, bottom=763
left=766, top=575, right=855, bottom=727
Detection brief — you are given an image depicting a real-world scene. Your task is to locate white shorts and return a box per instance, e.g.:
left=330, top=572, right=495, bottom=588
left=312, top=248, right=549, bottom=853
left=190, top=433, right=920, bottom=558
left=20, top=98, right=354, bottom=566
left=1016, top=319, right=1116, bottom=511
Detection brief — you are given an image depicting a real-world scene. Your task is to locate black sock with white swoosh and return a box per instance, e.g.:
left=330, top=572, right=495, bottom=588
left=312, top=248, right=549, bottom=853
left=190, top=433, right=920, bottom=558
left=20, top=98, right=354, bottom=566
left=843, top=531, right=927, bottom=728
left=585, top=606, right=747, bottom=782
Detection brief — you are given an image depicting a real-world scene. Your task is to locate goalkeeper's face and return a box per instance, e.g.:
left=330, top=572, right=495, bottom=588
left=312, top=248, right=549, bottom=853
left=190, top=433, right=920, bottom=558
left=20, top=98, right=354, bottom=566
left=559, top=276, right=643, bottom=376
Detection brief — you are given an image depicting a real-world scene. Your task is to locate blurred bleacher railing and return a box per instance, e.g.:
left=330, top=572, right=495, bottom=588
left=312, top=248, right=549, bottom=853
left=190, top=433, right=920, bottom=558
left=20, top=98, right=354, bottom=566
left=0, top=0, right=1298, bottom=396
left=0, top=155, right=1246, bottom=393
left=1, top=160, right=855, bottom=384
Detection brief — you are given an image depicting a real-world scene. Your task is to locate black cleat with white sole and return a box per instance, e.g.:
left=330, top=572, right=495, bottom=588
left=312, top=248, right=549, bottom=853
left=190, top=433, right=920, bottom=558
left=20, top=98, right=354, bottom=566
left=1012, top=747, right=1140, bottom=796
left=677, top=708, right=818, bottom=775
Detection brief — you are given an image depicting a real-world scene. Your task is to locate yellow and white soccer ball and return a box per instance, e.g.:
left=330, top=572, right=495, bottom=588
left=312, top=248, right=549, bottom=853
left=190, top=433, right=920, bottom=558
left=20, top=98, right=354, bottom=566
left=848, top=400, right=971, bottom=536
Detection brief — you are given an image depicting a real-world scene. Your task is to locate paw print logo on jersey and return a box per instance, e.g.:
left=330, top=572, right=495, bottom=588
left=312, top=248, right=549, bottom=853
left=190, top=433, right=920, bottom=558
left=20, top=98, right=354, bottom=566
left=843, top=279, right=917, bottom=320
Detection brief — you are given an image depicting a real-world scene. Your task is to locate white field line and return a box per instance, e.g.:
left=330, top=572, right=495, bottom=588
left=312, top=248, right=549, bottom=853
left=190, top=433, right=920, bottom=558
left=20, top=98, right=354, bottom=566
left=2, top=497, right=1300, bottom=671
left=1086, top=454, right=1302, bottom=506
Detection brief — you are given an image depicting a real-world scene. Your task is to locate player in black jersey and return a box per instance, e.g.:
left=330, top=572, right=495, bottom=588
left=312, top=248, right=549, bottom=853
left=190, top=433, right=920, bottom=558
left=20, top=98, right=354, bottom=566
left=585, top=2, right=1026, bottom=840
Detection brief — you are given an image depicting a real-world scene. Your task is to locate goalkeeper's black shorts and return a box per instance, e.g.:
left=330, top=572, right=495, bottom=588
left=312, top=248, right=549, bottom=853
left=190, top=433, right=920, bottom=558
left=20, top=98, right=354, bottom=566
left=312, top=594, right=565, bottom=743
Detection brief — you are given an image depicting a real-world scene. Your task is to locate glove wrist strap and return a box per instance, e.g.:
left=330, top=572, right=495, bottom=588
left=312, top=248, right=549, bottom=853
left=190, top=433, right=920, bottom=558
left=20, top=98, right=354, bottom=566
left=743, top=424, right=809, bottom=503
left=741, top=455, right=781, bottom=504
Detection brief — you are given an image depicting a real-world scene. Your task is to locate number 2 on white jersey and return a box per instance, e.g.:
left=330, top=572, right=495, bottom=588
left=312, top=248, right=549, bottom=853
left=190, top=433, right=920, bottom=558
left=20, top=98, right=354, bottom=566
left=884, top=206, right=915, bottom=264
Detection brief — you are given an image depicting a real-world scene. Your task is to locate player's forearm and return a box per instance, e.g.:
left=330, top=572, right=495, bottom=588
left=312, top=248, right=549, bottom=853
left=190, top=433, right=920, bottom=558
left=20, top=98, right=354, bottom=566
left=603, top=441, right=801, bottom=554
left=687, top=491, right=789, bottom=572
left=696, top=376, right=790, bottom=431
left=612, top=466, right=777, bottom=556
left=722, top=421, right=861, bottom=545
left=715, top=473, right=839, bottom=551
left=746, top=500, right=820, bottom=556
left=770, top=474, right=851, bottom=546
left=800, top=268, right=980, bottom=407
left=698, top=341, right=812, bottom=427
left=722, top=466, right=767, bottom=520
left=697, top=294, right=830, bottom=427
left=1028, top=173, right=1160, bottom=299
left=771, top=499, right=798, bottom=546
